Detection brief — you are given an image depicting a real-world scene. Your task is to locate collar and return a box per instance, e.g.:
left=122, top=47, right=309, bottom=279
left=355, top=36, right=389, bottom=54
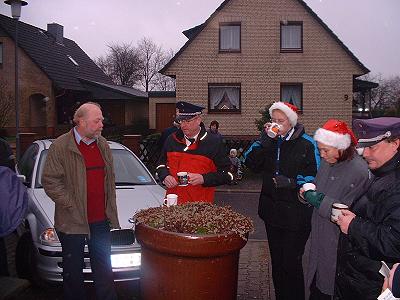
left=279, top=127, right=295, bottom=141
left=73, top=127, right=96, bottom=145
left=371, top=151, right=400, bottom=177
left=184, top=130, right=201, bottom=146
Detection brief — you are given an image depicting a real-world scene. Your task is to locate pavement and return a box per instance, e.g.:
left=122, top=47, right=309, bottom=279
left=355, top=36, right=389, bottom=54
left=1, top=174, right=276, bottom=300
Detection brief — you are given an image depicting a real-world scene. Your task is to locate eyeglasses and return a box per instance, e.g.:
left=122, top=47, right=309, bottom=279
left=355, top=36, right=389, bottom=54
left=180, top=116, right=200, bottom=124
left=270, top=118, right=287, bottom=124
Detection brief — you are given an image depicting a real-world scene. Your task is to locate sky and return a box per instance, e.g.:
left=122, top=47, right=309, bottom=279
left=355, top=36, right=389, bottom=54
left=1, top=0, right=399, bottom=78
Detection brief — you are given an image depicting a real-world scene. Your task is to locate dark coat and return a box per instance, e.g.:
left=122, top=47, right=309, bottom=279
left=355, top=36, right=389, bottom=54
left=156, top=124, right=231, bottom=203
left=0, top=167, right=28, bottom=237
left=0, top=138, right=15, bottom=170
left=245, top=124, right=319, bottom=230
left=335, top=152, right=400, bottom=300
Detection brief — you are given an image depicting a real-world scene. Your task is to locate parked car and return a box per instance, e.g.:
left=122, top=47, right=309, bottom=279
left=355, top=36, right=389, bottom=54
left=15, top=139, right=165, bottom=286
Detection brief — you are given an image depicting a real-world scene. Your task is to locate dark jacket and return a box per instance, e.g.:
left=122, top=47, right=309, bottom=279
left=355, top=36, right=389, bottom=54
left=0, top=167, right=28, bottom=237
left=245, top=124, right=319, bottom=230
left=156, top=124, right=231, bottom=203
left=42, top=130, right=120, bottom=234
left=0, top=138, right=15, bottom=170
left=335, top=151, right=400, bottom=300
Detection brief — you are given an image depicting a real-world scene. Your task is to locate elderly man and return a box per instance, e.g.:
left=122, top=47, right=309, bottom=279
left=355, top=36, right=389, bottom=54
left=335, top=117, right=400, bottom=300
left=42, top=102, right=119, bottom=300
left=156, top=101, right=232, bottom=203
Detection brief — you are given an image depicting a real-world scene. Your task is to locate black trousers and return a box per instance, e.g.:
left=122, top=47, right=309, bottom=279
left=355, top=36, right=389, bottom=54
left=0, top=237, right=9, bottom=276
left=265, top=224, right=310, bottom=300
left=58, top=220, right=117, bottom=300
left=310, top=276, right=332, bottom=300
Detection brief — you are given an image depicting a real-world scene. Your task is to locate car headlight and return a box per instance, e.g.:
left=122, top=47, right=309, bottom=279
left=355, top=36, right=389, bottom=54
left=40, top=228, right=60, bottom=245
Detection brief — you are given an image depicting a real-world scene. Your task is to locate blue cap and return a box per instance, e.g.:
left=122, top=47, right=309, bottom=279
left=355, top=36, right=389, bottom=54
left=176, top=101, right=205, bottom=121
left=353, top=117, right=400, bottom=147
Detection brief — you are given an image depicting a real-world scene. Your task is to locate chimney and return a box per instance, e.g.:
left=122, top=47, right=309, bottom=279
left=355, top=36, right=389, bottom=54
left=47, top=23, right=64, bottom=44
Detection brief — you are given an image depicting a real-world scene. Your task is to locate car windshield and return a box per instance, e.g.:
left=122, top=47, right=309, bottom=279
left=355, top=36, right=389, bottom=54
left=35, top=148, right=155, bottom=188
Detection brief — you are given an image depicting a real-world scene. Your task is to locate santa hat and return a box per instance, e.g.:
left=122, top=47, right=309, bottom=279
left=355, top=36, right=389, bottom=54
left=314, top=119, right=358, bottom=150
left=269, top=102, right=298, bottom=127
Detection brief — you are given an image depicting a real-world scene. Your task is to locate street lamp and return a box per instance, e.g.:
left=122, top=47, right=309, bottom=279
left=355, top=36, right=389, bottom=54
left=4, top=0, right=27, bottom=161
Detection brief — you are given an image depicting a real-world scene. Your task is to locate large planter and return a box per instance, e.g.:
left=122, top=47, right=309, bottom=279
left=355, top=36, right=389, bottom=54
left=136, top=223, right=248, bottom=300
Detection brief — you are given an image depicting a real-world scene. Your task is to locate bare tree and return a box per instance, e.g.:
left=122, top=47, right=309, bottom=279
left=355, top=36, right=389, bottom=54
left=137, top=37, right=166, bottom=92
left=360, top=73, right=400, bottom=116
left=95, top=43, right=141, bottom=86
left=0, top=79, right=13, bottom=128
left=153, top=48, right=176, bottom=91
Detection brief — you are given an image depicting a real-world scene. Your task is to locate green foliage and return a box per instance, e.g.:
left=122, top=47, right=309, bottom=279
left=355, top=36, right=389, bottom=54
left=254, top=105, right=271, bottom=132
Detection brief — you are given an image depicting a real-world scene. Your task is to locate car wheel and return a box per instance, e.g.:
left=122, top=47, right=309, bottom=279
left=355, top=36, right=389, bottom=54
left=15, top=232, right=47, bottom=287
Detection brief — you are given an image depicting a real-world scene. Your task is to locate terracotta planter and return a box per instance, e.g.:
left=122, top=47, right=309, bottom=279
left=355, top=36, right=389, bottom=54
left=135, top=223, right=248, bottom=300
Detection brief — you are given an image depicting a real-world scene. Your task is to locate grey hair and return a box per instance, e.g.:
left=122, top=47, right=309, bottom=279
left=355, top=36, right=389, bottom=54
left=73, top=102, right=101, bottom=124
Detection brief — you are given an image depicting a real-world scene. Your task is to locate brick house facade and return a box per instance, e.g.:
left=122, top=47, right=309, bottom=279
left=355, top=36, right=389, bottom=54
left=161, top=0, right=369, bottom=136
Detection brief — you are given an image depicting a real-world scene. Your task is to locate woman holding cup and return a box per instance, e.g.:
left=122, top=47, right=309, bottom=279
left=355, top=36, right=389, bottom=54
left=301, top=119, right=370, bottom=300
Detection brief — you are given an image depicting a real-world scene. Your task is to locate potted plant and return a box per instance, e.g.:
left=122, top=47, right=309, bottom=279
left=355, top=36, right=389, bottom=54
left=134, top=202, right=254, bottom=300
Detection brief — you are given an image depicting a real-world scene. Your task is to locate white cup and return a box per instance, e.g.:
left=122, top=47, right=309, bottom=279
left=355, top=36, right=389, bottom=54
left=302, top=183, right=316, bottom=192
left=331, top=203, right=349, bottom=222
left=267, top=123, right=281, bottom=138
left=164, top=194, right=178, bottom=206
left=177, top=171, right=189, bottom=186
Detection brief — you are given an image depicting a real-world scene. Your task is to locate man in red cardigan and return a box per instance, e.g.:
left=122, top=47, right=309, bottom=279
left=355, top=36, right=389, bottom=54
left=43, top=102, right=119, bottom=300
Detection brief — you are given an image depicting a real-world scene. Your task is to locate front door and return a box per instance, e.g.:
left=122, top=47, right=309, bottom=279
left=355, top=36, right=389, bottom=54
left=156, top=103, right=176, bottom=133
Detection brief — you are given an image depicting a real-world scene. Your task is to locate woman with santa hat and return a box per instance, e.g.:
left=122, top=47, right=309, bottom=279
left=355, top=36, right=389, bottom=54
left=301, top=119, right=370, bottom=300
left=245, top=101, right=320, bottom=300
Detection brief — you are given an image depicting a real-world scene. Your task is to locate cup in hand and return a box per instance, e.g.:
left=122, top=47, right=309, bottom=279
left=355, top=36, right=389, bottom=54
left=267, top=123, right=281, bottom=138
left=302, top=183, right=316, bottom=192
left=177, top=171, right=189, bottom=186
left=164, top=193, right=178, bottom=206
left=331, top=203, right=349, bottom=222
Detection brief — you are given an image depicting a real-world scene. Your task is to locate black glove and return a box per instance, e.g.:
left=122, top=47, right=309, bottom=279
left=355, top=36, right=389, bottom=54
left=273, top=175, right=297, bottom=189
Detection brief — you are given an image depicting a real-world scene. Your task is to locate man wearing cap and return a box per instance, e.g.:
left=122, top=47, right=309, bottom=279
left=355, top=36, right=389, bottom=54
left=335, top=117, right=400, bottom=300
left=156, top=101, right=232, bottom=203
left=244, top=102, right=320, bottom=300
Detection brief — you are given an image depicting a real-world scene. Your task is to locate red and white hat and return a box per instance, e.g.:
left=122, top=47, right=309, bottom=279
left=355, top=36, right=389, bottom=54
left=269, top=102, right=298, bottom=127
left=314, top=119, right=358, bottom=150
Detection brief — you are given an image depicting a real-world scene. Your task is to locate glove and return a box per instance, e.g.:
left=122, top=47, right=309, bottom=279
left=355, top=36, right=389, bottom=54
left=303, top=190, right=325, bottom=208
left=273, top=175, right=297, bottom=189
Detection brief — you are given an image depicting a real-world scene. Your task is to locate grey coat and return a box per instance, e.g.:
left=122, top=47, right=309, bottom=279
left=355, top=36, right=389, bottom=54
left=304, top=155, right=371, bottom=296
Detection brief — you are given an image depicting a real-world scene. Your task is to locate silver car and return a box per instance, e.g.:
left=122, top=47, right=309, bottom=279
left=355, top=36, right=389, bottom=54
left=15, top=139, right=165, bottom=286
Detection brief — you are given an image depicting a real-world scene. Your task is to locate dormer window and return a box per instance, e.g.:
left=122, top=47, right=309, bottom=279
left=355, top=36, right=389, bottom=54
left=280, top=21, right=303, bottom=52
left=67, top=55, right=79, bottom=66
left=219, top=23, right=241, bottom=52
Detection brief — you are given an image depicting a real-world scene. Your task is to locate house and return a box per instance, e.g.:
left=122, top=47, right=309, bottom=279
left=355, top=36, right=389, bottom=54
left=0, top=14, right=148, bottom=137
left=160, top=0, right=371, bottom=136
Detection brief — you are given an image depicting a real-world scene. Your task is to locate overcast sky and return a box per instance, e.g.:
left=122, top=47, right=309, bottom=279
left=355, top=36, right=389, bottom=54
left=1, top=0, right=399, bottom=78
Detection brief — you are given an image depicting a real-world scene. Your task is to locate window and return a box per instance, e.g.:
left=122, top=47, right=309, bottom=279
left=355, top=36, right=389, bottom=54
left=280, top=22, right=303, bottom=52
left=219, top=23, right=241, bottom=52
left=18, top=144, right=39, bottom=186
left=0, top=43, right=3, bottom=65
left=281, top=83, right=303, bottom=110
left=208, top=84, right=241, bottom=113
